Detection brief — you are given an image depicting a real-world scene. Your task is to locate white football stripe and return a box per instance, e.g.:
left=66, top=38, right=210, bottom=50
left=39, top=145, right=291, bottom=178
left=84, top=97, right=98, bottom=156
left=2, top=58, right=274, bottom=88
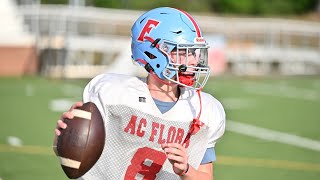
left=227, top=120, right=320, bottom=151
left=58, top=156, right=81, bottom=169
left=72, top=109, right=91, bottom=120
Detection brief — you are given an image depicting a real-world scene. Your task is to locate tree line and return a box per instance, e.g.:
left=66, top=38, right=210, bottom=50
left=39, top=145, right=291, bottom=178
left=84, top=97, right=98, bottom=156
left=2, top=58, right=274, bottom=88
left=41, top=0, right=319, bottom=16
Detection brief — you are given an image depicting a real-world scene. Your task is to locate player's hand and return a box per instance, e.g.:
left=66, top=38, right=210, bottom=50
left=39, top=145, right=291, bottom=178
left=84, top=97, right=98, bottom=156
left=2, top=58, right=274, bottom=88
left=53, top=101, right=83, bottom=155
left=54, top=101, right=83, bottom=136
left=161, top=143, right=189, bottom=176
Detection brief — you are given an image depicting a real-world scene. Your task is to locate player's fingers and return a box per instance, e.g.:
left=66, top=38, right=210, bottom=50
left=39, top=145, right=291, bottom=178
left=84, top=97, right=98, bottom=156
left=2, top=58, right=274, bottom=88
left=69, top=101, right=83, bottom=111
left=161, top=143, right=168, bottom=150
left=55, top=128, right=61, bottom=136
left=57, top=119, right=67, bottom=129
left=166, top=143, right=187, bottom=153
left=167, top=154, right=184, bottom=163
left=173, top=162, right=186, bottom=172
left=62, top=111, right=74, bottom=119
left=164, top=147, right=183, bottom=156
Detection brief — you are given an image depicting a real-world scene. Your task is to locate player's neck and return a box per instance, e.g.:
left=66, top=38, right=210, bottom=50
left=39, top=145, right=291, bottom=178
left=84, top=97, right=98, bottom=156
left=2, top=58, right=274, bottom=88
left=147, top=75, right=180, bottom=102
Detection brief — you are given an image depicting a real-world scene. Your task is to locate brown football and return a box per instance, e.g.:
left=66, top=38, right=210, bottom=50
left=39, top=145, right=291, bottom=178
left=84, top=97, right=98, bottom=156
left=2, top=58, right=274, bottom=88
left=56, top=102, right=105, bottom=179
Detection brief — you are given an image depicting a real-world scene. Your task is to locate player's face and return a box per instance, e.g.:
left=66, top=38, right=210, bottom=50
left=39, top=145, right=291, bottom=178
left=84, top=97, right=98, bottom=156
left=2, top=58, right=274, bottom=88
left=169, top=49, right=197, bottom=72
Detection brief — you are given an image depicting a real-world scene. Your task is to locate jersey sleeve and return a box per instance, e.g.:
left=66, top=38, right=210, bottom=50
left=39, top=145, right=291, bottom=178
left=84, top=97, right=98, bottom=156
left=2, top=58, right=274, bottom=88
left=200, top=147, right=216, bottom=164
left=82, top=73, right=134, bottom=118
left=83, top=74, right=105, bottom=103
left=82, top=73, right=114, bottom=117
left=206, top=98, right=226, bottom=148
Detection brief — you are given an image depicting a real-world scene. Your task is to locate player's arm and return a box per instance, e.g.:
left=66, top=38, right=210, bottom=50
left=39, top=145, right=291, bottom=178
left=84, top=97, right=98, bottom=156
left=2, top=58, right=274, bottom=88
left=53, top=101, right=83, bottom=155
left=181, top=98, right=225, bottom=179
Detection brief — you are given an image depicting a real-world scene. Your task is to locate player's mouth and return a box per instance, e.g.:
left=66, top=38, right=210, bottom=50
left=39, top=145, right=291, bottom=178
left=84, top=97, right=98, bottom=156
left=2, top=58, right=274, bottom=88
left=178, top=72, right=195, bottom=86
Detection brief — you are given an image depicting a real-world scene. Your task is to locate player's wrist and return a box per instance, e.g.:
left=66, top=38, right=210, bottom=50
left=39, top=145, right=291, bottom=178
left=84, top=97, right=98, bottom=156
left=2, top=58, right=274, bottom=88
left=178, top=163, right=189, bottom=176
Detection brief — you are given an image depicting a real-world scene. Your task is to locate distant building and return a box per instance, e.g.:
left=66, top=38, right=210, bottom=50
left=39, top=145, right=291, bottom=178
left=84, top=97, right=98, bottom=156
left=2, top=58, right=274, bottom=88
left=0, top=0, right=37, bottom=76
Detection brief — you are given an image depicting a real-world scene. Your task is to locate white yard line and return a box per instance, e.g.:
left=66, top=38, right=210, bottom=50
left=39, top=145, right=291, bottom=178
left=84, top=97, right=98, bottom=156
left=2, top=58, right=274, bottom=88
left=221, top=98, right=256, bottom=110
left=61, top=84, right=83, bottom=97
left=25, top=84, right=34, bottom=97
left=242, top=82, right=320, bottom=101
left=49, top=98, right=75, bottom=112
left=227, top=120, right=320, bottom=151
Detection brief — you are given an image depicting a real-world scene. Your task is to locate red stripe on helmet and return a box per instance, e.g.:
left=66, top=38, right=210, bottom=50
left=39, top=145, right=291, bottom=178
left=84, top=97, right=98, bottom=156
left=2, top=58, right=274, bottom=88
left=175, top=8, right=202, bottom=37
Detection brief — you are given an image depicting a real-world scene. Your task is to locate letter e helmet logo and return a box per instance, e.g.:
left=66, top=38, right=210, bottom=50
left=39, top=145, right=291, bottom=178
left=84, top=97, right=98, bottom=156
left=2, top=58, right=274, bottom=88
left=137, top=19, right=160, bottom=42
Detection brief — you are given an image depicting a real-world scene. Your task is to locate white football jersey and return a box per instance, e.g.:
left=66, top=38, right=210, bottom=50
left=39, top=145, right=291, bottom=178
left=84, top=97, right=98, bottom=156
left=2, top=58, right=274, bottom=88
left=80, top=73, right=225, bottom=180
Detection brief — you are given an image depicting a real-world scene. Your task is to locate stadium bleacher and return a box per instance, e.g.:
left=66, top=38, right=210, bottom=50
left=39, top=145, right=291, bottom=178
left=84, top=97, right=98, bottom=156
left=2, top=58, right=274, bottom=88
left=3, top=1, right=320, bottom=77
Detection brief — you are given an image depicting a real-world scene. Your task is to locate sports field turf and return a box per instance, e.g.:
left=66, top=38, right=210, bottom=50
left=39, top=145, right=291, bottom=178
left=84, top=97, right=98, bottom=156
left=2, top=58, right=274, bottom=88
left=0, top=75, right=319, bottom=179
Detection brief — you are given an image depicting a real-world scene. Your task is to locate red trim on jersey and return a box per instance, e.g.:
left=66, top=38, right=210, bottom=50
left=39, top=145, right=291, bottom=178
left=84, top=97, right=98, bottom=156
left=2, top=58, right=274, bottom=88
left=175, top=8, right=202, bottom=37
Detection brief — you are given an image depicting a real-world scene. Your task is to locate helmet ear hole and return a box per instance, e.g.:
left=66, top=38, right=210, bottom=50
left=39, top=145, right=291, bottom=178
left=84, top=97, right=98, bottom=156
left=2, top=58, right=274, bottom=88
left=156, top=64, right=160, bottom=68
left=144, top=51, right=157, bottom=59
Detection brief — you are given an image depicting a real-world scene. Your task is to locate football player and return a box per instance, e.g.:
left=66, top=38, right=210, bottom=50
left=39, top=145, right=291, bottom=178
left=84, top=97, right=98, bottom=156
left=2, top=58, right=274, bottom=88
left=54, top=7, right=225, bottom=180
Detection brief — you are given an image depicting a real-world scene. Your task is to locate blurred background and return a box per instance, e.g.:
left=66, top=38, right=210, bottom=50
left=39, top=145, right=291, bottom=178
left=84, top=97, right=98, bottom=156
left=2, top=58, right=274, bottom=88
left=0, top=0, right=319, bottom=179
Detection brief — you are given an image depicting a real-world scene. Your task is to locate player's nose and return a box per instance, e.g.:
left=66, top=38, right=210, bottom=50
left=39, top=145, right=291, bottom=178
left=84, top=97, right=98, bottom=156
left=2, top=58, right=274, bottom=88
left=187, top=55, right=197, bottom=66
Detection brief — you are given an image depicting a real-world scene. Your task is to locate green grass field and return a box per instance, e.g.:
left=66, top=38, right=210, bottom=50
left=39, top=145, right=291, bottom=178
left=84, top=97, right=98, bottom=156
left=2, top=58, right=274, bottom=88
left=0, top=75, right=319, bottom=180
